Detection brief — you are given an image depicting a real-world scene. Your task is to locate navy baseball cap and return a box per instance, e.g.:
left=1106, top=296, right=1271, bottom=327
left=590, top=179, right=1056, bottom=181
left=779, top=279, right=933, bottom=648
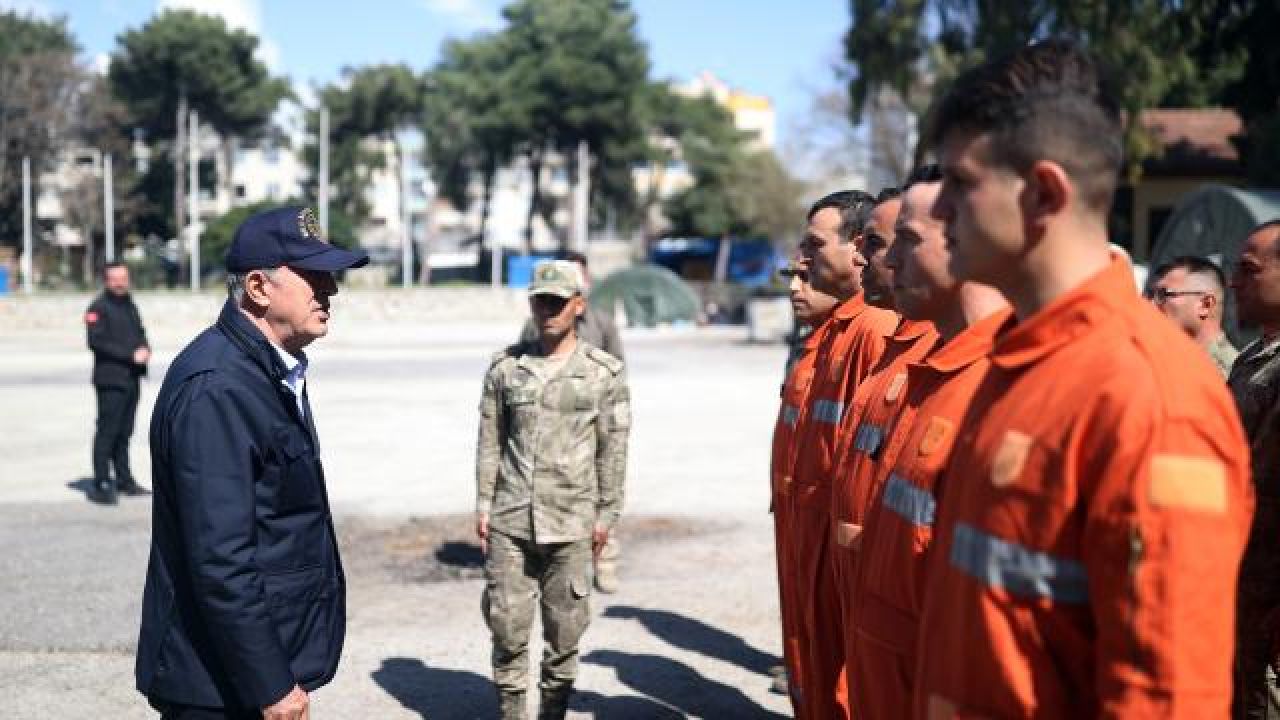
left=225, top=206, right=369, bottom=273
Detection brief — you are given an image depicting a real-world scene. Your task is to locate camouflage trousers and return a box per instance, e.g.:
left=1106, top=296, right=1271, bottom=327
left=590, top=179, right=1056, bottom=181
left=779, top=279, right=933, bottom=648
left=483, top=530, right=593, bottom=703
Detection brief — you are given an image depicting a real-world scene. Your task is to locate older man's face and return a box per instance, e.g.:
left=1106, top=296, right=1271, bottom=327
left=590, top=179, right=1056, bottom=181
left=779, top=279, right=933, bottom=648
left=262, top=266, right=339, bottom=353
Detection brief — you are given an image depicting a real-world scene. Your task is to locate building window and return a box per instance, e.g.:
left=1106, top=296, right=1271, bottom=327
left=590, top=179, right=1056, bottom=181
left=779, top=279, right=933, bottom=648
left=235, top=185, right=246, bottom=200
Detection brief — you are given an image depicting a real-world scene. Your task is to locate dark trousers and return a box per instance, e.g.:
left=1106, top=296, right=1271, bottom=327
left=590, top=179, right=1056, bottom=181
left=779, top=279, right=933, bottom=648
left=149, top=697, right=263, bottom=719
left=93, top=381, right=139, bottom=488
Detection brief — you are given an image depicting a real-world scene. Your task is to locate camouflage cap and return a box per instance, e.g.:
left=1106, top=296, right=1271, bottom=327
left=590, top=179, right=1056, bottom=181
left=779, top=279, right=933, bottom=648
left=528, top=260, right=584, bottom=298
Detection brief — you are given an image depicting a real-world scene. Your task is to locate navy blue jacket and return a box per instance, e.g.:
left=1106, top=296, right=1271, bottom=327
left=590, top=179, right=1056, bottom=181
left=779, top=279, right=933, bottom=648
left=136, top=300, right=346, bottom=709
left=86, top=291, right=149, bottom=388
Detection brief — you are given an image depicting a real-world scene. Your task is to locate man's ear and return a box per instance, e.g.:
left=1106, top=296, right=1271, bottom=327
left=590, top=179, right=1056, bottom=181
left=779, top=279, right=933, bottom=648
left=1200, top=292, right=1217, bottom=319
left=243, top=269, right=273, bottom=307
left=573, top=295, right=587, bottom=318
left=1023, top=160, right=1071, bottom=234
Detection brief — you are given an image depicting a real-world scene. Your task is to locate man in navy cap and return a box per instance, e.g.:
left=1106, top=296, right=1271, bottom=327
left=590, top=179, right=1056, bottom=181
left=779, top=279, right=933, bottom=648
left=136, top=207, right=367, bottom=719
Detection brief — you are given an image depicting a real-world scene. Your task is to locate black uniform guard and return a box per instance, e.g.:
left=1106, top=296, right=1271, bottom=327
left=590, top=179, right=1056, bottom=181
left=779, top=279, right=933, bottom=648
left=86, top=263, right=149, bottom=504
left=136, top=206, right=367, bottom=718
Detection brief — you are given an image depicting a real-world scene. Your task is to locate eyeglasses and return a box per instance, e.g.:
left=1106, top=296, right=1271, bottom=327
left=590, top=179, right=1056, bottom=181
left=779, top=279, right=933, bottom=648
left=1146, top=287, right=1207, bottom=304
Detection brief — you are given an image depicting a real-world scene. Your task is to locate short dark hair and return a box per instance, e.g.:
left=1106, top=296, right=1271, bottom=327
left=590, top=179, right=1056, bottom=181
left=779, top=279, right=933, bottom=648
left=1152, top=255, right=1227, bottom=296
left=925, top=39, right=1122, bottom=213
left=875, top=186, right=901, bottom=204
left=808, top=190, right=877, bottom=244
left=902, top=164, right=943, bottom=192
left=560, top=250, right=588, bottom=269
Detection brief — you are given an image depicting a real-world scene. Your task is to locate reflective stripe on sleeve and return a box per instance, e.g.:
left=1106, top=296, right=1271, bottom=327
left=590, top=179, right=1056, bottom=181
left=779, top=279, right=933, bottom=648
left=949, top=523, right=1089, bottom=603
left=782, top=405, right=801, bottom=427
left=812, top=399, right=845, bottom=425
left=882, top=473, right=936, bottom=526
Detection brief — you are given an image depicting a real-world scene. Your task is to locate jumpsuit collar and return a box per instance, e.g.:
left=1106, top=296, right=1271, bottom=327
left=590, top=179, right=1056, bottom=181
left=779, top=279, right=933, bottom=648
left=991, top=256, right=1134, bottom=370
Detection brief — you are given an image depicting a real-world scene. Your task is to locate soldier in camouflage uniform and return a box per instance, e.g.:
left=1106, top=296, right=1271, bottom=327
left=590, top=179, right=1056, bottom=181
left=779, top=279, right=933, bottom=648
left=1230, top=220, right=1280, bottom=720
left=518, top=251, right=626, bottom=594
left=476, top=260, right=631, bottom=720
left=1148, top=255, right=1239, bottom=377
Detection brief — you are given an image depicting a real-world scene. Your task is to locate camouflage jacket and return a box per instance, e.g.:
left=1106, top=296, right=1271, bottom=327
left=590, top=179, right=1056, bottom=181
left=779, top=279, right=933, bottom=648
left=1207, top=332, right=1240, bottom=379
left=1229, top=334, right=1280, bottom=610
left=1231, top=334, right=1280, bottom=498
left=476, top=340, right=630, bottom=543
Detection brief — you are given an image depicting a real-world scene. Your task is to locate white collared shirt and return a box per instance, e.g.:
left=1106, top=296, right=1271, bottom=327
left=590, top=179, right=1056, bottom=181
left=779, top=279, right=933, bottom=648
left=271, top=344, right=308, bottom=418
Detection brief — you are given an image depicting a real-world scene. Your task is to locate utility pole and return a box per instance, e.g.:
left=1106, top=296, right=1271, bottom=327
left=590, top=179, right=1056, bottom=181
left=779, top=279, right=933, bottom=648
left=104, top=154, right=115, bottom=262
left=572, top=140, right=590, bottom=252
left=318, top=106, right=329, bottom=236
left=189, top=109, right=200, bottom=291
left=400, top=139, right=411, bottom=289
left=21, top=156, right=33, bottom=293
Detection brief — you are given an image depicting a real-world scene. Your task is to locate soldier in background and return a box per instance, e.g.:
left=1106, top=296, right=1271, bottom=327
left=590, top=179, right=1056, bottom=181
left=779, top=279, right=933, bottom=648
left=1229, top=219, right=1280, bottom=720
left=1148, top=255, right=1238, bottom=376
left=518, top=251, right=625, bottom=593
left=478, top=260, right=631, bottom=720
left=85, top=261, right=150, bottom=505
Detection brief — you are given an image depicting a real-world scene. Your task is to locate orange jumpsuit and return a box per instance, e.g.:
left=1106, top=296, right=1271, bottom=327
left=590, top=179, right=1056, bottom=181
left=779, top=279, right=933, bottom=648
left=789, top=293, right=898, bottom=719
left=846, top=309, right=1011, bottom=720
left=828, top=320, right=938, bottom=704
left=914, top=258, right=1254, bottom=719
left=771, top=319, right=832, bottom=705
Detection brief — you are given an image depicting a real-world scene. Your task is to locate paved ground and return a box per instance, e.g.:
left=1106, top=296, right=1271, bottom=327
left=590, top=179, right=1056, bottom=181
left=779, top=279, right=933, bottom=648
left=0, top=295, right=791, bottom=719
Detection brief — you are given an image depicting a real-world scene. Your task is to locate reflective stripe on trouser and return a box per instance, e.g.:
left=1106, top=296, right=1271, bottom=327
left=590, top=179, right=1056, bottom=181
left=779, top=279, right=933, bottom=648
left=812, top=399, right=845, bottom=425
left=949, top=523, right=1090, bottom=603
left=482, top=531, right=593, bottom=700
left=782, top=405, right=801, bottom=427
left=852, top=423, right=885, bottom=455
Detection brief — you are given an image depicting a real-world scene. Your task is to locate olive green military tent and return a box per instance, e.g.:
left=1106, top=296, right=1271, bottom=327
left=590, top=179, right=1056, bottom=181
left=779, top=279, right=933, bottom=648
left=1149, top=183, right=1280, bottom=342
left=589, top=264, right=701, bottom=327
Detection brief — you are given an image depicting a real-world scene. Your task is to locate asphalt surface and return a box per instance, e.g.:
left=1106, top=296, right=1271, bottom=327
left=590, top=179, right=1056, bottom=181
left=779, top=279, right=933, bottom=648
left=0, top=307, right=792, bottom=719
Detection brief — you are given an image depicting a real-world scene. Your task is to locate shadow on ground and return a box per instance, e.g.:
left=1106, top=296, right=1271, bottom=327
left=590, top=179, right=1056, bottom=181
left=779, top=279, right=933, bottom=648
left=372, top=656, right=497, bottom=719
left=583, top=649, right=786, bottom=719
left=604, top=605, right=779, bottom=676
left=435, top=541, right=485, bottom=570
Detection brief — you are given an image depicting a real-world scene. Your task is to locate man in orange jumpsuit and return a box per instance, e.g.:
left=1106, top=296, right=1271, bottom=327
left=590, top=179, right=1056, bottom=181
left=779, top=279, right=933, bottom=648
left=826, top=184, right=938, bottom=706
left=845, top=166, right=1010, bottom=719
left=913, top=40, right=1253, bottom=718
left=790, top=191, right=899, bottom=719
left=771, top=262, right=838, bottom=703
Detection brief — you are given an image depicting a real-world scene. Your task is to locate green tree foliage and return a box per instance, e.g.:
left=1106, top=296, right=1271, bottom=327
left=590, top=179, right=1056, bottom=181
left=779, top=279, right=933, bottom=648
left=1201, top=0, right=1280, bottom=185
left=499, top=0, right=650, bottom=247
left=659, top=88, right=801, bottom=240
left=108, top=9, right=289, bottom=236
left=303, top=64, right=423, bottom=225
left=843, top=0, right=1244, bottom=176
left=421, top=35, right=522, bottom=239
left=0, top=11, right=79, bottom=248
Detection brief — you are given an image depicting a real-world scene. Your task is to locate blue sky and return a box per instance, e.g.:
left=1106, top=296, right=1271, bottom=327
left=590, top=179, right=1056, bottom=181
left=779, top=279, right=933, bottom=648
left=17, top=0, right=851, bottom=149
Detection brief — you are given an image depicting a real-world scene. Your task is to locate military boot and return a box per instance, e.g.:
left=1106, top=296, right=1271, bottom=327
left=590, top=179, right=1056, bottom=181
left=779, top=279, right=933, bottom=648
left=498, top=691, right=527, bottom=720
left=537, top=689, right=570, bottom=720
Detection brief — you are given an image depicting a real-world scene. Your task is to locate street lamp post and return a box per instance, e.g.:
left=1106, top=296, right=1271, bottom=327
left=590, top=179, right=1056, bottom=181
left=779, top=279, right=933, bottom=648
left=21, top=156, right=33, bottom=293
